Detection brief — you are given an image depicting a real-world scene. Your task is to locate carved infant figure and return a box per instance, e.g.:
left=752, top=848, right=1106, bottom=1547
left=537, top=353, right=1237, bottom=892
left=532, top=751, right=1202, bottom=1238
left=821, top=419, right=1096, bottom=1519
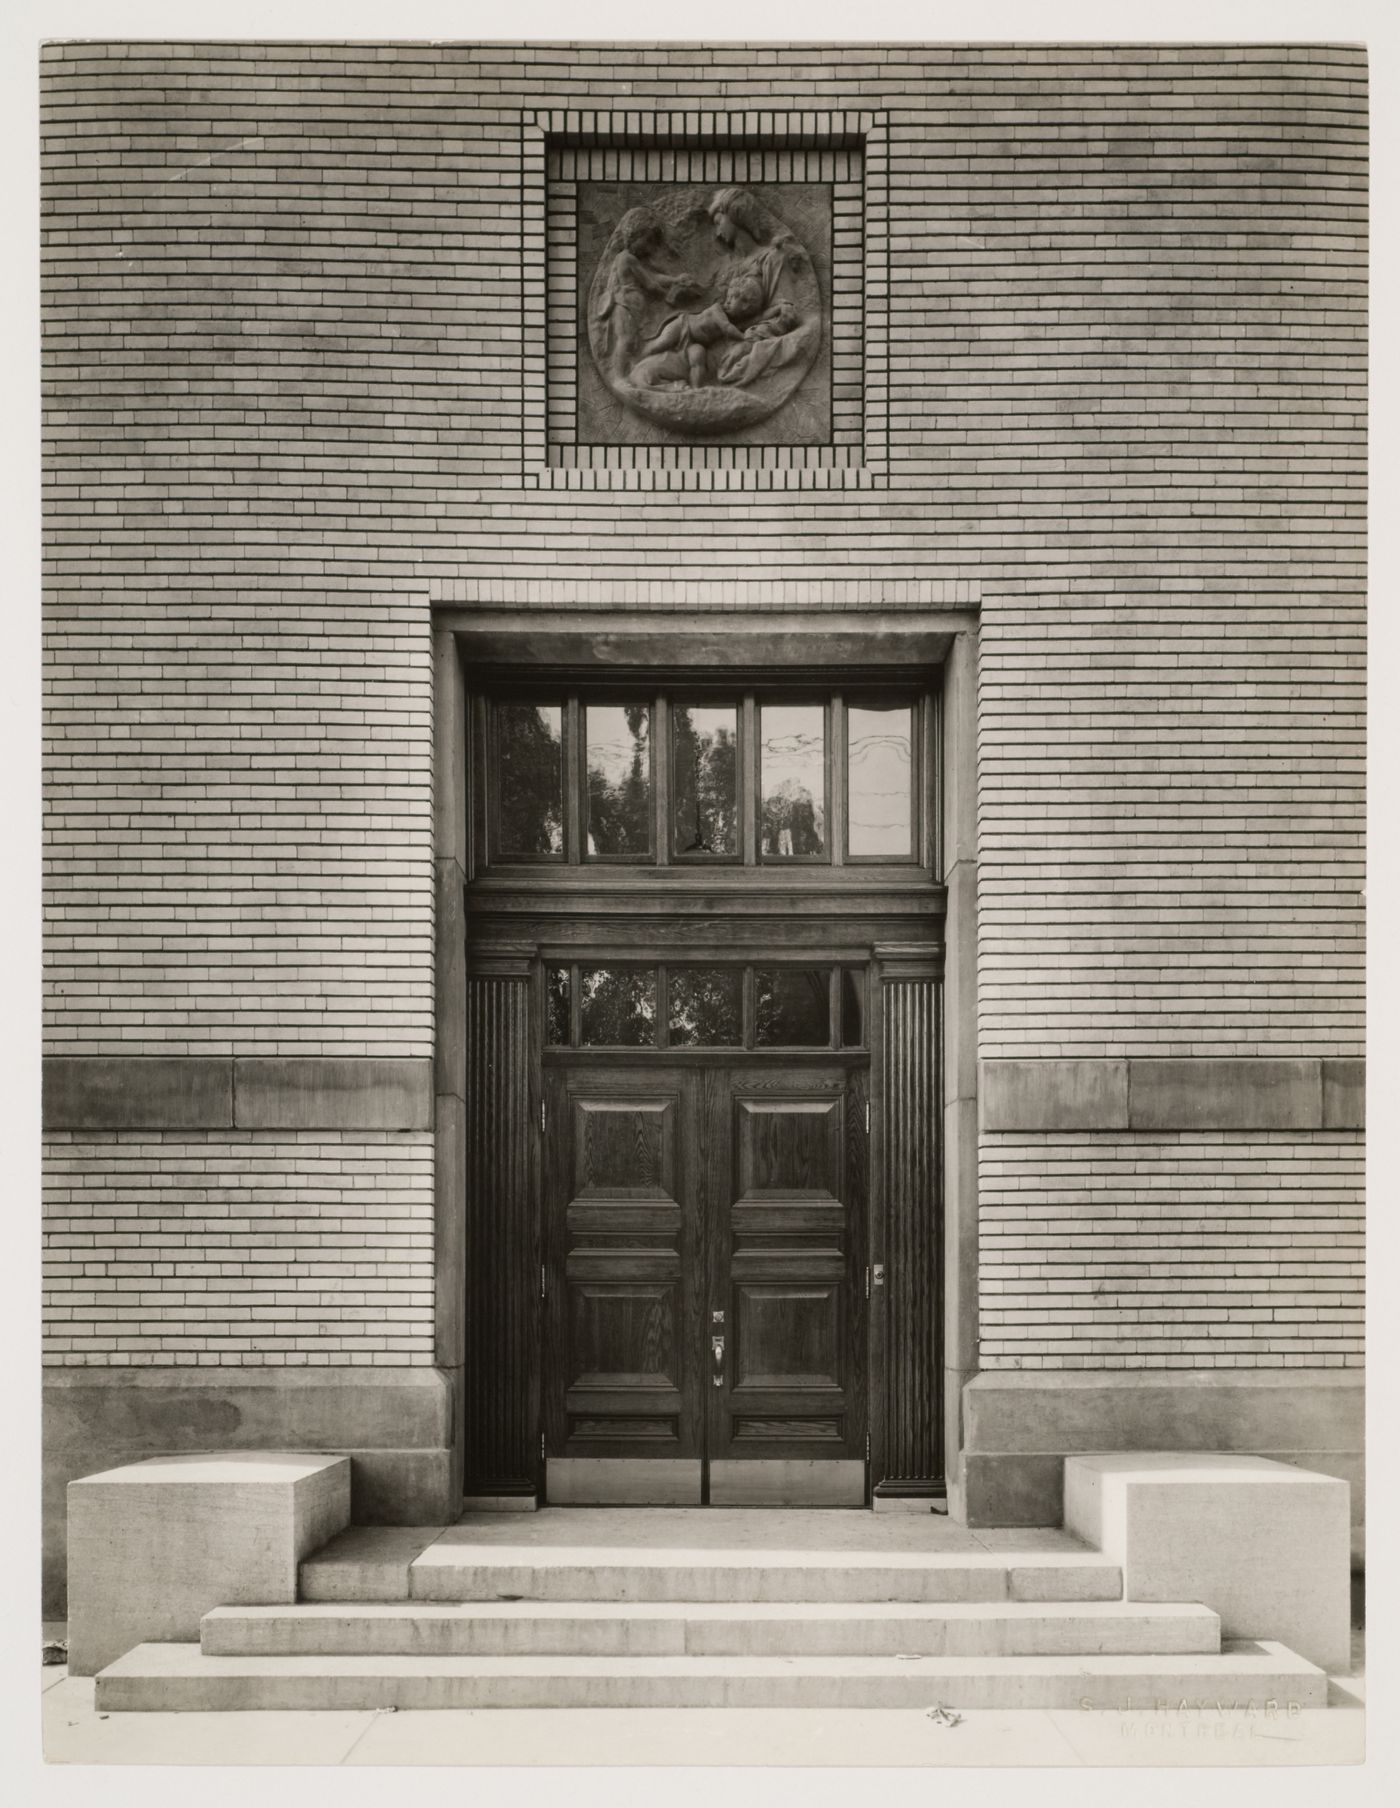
left=631, top=270, right=766, bottom=389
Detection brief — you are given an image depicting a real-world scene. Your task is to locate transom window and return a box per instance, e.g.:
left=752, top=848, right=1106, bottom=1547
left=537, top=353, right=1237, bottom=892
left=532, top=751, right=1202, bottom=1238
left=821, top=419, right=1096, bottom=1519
left=480, top=685, right=927, bottom=868
left=545, top=961, right=868, bottom=1050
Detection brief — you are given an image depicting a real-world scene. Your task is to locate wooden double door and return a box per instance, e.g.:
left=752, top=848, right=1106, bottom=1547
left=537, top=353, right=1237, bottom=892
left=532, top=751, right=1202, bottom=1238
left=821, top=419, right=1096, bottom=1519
left=543, top=1058, right=869, bottom=1505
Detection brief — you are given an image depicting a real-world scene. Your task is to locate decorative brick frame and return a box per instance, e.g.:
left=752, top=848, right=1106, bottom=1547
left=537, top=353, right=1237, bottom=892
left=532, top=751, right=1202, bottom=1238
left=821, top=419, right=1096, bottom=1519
left=519, top=110, right=890, bottom=489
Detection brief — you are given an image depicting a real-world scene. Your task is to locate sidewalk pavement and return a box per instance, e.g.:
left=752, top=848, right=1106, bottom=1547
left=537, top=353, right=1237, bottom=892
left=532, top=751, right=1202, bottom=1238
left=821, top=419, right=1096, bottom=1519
left=40, top=1627, right=1364, bottom=1768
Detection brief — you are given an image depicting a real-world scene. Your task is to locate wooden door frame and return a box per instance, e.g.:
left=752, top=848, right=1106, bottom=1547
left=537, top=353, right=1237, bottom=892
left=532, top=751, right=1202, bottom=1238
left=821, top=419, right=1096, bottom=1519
left=432, top=607, right=980, bottom=1512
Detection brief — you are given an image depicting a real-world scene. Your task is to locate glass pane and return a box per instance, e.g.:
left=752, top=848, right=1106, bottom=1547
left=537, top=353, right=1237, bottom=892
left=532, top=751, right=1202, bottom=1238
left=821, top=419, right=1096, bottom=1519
left=545, top=964, right=571, bottom=1046
left=585, top=704, right=652, bottom=857
left=759, top=704, right=826, bottom=858
left=668, top=968, right=743, bottom=1047
left=496, top=703, right=563, bottom=855
left=580, top=966, right=657, bottom=1046
left=840, top=969, right=866, bottom=1048
left=671, top=704, right=738, bottom=857
left=754, top=967, right=830, bottom=1047
left=848, top=704, right=914, bottom=857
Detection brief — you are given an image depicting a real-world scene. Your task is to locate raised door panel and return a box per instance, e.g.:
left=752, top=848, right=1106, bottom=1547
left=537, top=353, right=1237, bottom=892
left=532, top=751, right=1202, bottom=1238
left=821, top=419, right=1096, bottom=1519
left=711, top=1072, right=866, bottom=1480
left=545, top=1073, right=702, bottom=1472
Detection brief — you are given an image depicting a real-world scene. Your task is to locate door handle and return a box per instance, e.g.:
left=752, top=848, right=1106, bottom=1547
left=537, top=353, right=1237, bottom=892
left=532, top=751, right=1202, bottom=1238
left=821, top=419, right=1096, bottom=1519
left=711, top=1334, right=725, bottom=1388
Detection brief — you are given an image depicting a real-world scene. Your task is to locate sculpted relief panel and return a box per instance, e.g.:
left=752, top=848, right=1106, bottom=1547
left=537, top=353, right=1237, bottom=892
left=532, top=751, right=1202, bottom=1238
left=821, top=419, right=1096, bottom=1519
left=578, top=184, right=832, bottom=445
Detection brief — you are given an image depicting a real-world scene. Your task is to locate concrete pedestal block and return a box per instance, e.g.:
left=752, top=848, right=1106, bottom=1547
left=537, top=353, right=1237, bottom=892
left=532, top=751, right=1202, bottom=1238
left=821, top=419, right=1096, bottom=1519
left=67, top=1451, right=351, bottom=1676
left=1064, top=1453, right=1349, bottom=1671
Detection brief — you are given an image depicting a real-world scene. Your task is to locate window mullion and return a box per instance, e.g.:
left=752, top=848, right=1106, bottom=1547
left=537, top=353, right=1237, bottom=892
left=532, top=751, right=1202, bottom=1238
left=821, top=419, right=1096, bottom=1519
left=831, top=693, right=845, bottom=866
left=655, top=695, right=670, bottom=867
left=565, top=696, right=582, bottom=865
left=742, top=693, right=757, bottom=866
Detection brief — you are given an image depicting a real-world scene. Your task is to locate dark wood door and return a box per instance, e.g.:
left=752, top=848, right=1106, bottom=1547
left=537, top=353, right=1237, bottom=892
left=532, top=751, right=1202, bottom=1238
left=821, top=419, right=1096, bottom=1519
left=706, top=1064, right=867, bottom=1504
left=543, top=1066, right=706, bottom=1503
left=544, top=1058, right=867, bottom=1505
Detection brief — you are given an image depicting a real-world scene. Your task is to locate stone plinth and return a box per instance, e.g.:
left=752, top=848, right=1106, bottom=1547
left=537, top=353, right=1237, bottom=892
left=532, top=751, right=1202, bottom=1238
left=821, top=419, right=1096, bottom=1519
left=1064, top=1452, right=1350, bottom=1671
left=67, top=1451, right=351, bottom=1675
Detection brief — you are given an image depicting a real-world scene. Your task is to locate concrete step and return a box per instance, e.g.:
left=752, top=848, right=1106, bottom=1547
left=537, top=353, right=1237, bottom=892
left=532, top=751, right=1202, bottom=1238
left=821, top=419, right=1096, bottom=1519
left=204, top=1598, right=1220, bottom=1659
left=96, top=1640, right=1327, bottom=1712
left=377, top=1546, right=1123, bottom=1605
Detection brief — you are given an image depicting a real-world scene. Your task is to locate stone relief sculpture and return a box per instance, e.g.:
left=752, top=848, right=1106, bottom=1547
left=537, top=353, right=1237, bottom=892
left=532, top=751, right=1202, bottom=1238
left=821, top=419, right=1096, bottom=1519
left=586, top=187, right=823, bottom=436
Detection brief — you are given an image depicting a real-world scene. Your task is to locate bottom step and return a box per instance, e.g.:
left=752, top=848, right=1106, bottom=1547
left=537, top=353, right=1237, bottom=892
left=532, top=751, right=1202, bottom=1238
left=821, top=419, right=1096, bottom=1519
left=96, top=1642, right=1327, bottom=1712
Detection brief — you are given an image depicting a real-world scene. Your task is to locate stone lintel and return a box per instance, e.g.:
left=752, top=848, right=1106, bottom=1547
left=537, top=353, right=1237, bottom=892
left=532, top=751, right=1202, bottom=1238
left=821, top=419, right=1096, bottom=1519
left=234, top=1056, right=434, bottom=1131
left=978, top=1056, right=1363, bottom=1133
left=43, top=1057, right=234, bottom=1130
left=1323, top=1057, right=1366, bottom=1129
left=43, top=1056, right=434, bottom=1132
left=1128, top=1057, right=1322, bottom=1131
left=980, top=1058, right=1128, bottom=1132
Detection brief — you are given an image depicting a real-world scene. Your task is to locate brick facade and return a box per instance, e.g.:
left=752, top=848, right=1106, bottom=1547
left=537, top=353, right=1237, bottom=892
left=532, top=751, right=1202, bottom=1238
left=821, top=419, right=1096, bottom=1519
left=979, top=1131, right=1364, bottom=1370
left=43, top=1130, right=435, bottom=1367
left=40, top=42, right=1364, bottom=1546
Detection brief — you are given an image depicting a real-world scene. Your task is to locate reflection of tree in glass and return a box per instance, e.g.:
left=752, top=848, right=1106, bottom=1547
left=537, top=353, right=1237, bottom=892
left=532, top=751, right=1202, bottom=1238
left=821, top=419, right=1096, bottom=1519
left=545, top=964, right=571, bottom=1045
left=672, top=707, right=737, bottom=854
left=760, top=713, right=826, bottom=856
left=580, top=967, right=656, bottom=1046
left=586, top=704, right=651, bottom=855
left=669, top=968, right=742, bottom=1045
left=497, top=704, right=563, bottom=853
left=761, top=778, right=825, bottom=856
left=755, top=967, right=830, bottom=1045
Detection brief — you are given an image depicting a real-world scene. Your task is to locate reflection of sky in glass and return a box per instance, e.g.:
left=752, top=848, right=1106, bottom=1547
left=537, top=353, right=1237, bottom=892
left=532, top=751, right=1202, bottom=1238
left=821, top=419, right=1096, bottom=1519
left=676, top=706, right=734, bottom=750
left=848, top=706, right=912, bottom=855
left=760, top=704, right=825, bottom=854
left=587, top=708, right=648, bottom=787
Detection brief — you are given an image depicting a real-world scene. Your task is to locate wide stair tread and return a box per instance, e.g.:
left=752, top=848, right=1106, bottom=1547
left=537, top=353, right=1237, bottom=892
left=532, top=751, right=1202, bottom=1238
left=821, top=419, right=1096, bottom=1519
left=321, top=1547, right=1125, bottom=1605
left=96, top=1640, right=1329, bottom=1712
left=203, top=1598, right=1221, bottom=1658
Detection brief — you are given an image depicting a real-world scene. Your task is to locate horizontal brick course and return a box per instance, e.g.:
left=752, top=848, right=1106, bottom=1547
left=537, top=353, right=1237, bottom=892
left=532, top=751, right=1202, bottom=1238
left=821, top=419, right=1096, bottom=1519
left=40, top=42, right=1364, bottom=594
left=43, top=592, right=434, bottom=1058
left=43, top=1131, right=435, bottom=1366
left=979, top=1131, right=1364, bottom=1370
left=40, top=42, right=1365, bottom=1380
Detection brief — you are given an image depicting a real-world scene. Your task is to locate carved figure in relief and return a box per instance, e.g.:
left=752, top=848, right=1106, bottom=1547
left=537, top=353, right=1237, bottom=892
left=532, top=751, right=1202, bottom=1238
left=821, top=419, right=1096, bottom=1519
left=630, top=269, right=767, bottom=390
left=591, top=207, right=704, bottom=381
left=585, top=185, right=823, bottom=437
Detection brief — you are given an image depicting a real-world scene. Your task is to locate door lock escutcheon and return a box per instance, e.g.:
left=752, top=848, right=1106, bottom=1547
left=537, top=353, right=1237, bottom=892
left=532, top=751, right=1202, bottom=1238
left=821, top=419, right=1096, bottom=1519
left=711, top=1334, right=725, bottom=1387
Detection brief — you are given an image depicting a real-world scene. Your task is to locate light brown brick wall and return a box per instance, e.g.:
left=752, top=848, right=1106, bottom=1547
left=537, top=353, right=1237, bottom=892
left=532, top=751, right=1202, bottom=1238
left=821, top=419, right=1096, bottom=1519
left=43, top=1131, right=435, bottom=1367
left=979, top=1131, right=1364, bottom=1370
left=40, top=42, right=1365, bottom=1371
left=977, top=600, right=1366, bottom=1059
left=43, top=592, right=434, bottom=1058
